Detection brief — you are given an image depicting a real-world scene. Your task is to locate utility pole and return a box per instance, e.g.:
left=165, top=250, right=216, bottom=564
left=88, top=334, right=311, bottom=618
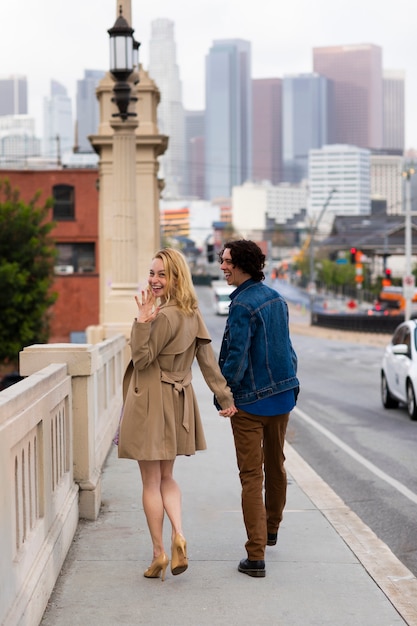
left=308, top=188, right=337, bottom=317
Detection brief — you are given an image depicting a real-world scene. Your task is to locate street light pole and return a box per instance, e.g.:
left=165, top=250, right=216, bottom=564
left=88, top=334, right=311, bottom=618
left=309, top=188, right=337, bottom=317
left=403, top=166, right=415, bottom=321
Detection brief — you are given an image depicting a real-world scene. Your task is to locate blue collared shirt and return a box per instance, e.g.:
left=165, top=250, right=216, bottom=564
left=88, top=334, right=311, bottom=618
left=238, top=388, right=297, bottom=416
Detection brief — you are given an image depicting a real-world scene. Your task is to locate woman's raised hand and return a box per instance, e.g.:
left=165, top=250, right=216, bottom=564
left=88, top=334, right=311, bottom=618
left=135, top=289, right=159, bottom=323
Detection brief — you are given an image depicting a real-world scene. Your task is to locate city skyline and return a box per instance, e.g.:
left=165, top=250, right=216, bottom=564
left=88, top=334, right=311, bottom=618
left=2, top=0, right=417, bottom=150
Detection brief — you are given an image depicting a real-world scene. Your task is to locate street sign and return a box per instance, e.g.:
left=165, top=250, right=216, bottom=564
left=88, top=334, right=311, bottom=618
left=403, top=275, right=415, bottom=298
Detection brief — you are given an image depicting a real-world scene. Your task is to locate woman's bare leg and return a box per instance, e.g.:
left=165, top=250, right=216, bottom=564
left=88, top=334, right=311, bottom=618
left=160, top=460, right=183, bottom=542
left=138, top=460, right=165, bottom=557
left=139, top=459, right=185, bottom=554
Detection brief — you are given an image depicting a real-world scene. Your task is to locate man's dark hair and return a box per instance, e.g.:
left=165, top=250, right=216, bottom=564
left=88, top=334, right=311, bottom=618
left=219, top=239, right=265, bottom=282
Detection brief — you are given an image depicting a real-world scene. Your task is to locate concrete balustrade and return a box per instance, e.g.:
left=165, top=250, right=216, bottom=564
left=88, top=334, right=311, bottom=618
left=20, top=335, right=126, bottom=520
left=0, top=334, right=126, bottom=626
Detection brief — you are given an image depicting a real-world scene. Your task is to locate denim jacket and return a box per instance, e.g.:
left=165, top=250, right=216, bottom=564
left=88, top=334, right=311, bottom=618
left=218, top=279, right=299, bottom=406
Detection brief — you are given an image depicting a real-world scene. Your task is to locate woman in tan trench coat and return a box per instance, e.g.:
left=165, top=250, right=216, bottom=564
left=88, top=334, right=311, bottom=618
left=118, top=248, right=236, bottom=582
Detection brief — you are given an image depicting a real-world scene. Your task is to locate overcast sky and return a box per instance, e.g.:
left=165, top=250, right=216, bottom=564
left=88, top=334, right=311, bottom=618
left=2, top=0, right=417, bottom=149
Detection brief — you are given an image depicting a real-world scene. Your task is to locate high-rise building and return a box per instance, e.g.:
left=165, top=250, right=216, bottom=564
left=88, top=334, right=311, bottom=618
left=43, top=80, right=73, bottom=161
left=148, top=18, right=185, bottom=199
left=184, top=110, right=205, bottom=198
left=282, top=73, right=328, bottom=183
left=313, top=44, right=383, bottom=150
left=370, top=152, right=404, bottom=215
left=0, top=75, right=27, bottom=115
left=76, top=70, right=105, bottom=153
left=309, top=144, right=371, bottom=233
left=205, top=39, right=252, bottom=200
left=0, top=115, right=40, bottom=163
left=185, top=110, right=204, bottom=148
left=383, top=69, right=405, bottom=152
left=252, top=78, right=282, bottom=185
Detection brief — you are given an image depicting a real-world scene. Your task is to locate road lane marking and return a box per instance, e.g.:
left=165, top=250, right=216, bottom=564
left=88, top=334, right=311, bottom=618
left=293, top=406, right=417, bottom=506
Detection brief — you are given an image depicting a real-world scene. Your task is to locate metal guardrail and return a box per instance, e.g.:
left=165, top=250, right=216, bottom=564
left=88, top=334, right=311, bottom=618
left=311, top=311, right=404, bottom=334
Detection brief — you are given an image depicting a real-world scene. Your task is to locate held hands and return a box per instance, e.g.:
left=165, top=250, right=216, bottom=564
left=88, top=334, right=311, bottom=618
left=219, top=405, right=238, bottom=418
left=135, top=289, right=159, bottom=323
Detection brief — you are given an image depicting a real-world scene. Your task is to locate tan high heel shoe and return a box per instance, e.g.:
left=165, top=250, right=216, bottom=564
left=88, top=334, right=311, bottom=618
left=144, top=552, right=169, bottom=581
left=171, top=533, right=188, bottom=575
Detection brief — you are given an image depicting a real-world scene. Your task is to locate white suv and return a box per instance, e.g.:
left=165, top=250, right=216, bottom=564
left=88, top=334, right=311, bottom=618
left=212, top=283, right=234, bottom=315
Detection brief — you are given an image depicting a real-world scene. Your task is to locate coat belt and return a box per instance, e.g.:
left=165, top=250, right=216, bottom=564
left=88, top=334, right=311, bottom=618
left=160, top=370, right=193, bottom=432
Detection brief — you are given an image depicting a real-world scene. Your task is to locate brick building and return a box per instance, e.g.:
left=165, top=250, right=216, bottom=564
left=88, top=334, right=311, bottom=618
left=0, top=168, right=99, bottom=342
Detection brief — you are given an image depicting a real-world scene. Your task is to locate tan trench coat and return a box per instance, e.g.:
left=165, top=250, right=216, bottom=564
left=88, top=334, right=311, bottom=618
left=118, top=302, right=235, bottom=461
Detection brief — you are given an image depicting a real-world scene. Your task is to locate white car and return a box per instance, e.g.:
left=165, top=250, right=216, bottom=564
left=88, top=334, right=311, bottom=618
left=212, top=283, right=234, bottom=315
left=381, top=319, right=417, bottom=420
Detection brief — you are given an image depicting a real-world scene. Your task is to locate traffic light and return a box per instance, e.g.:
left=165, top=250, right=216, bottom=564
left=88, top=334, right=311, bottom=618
left=382, top=267, right=392, bottom=287
left=350, top=247, right=357, bottom=264
left=207, top=243, right=215, bottom=263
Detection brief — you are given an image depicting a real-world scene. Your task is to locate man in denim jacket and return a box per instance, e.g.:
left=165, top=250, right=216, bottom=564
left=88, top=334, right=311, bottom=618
left=218, top=240, right=299, bottom=578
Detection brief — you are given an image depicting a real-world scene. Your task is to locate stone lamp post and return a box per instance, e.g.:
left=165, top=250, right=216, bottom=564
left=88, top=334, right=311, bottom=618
left=88, top=2, right=168, bottom=344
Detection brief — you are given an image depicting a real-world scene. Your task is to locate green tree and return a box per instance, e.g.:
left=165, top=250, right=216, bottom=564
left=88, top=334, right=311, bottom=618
left=317, top=258, right=356, bottom=289
left=0, top=179, right=57, bottom=367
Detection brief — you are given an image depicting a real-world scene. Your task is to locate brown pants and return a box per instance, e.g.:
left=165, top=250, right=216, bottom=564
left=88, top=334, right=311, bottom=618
left=231, top=409, right=290, bottom=560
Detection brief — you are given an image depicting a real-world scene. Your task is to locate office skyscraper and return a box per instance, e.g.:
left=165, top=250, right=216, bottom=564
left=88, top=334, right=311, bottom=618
left=76, top=70, right=105, bottom=153
left=0, top=75, right=27, bottom=116
left=282, top=73, right=328, bottom=183
left=184, top=110, right=205, bottom=198
left=383, top=69, right=405, bottom=152
left=148, top=18, right=185, bottom=199
left=205, top=39, right=252, bottom=200
left=370, top=152, right=404, bottom=215
left=43, top=80, right=73, bottom=160
left=309, top=144, right=371, bottom=232
left=313, top=44, right=383, bottom=150
left=252, top=78, right=282, bottom=185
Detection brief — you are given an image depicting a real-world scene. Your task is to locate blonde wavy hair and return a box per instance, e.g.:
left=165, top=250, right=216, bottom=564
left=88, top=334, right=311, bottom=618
left=153, top=248, right=198, bottom=315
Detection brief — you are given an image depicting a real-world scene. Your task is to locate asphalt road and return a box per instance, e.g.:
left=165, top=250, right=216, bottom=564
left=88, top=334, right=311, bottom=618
left=196, top=285, right=417, bottom=578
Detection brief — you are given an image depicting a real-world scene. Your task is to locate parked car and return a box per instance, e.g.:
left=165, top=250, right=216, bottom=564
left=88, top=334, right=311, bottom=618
left=381, top=319, right=417, bottom=420
left=0, top=371, right=24, bottom=391
left=212, top=282, right=234, bottom=315
left=367, top=301, right=390, bottom=316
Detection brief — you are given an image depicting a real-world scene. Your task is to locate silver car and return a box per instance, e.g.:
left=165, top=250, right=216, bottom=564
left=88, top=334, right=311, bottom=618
left=381, top=319, right=417, bottom=420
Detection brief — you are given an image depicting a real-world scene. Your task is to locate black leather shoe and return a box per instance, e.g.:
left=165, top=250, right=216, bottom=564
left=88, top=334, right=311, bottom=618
left=267, top=532, right=277, bottom=546
left=238, top=558, right=265, bottom=578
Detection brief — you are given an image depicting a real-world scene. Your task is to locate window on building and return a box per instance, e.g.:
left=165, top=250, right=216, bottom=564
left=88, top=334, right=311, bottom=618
left=54, top=243, right=96, bottom=274
left=52, top=184, right=75, bottom=220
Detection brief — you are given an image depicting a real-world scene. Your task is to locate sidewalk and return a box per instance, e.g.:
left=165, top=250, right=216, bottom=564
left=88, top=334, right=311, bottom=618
left=40, top=363, right=417, bottom=626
